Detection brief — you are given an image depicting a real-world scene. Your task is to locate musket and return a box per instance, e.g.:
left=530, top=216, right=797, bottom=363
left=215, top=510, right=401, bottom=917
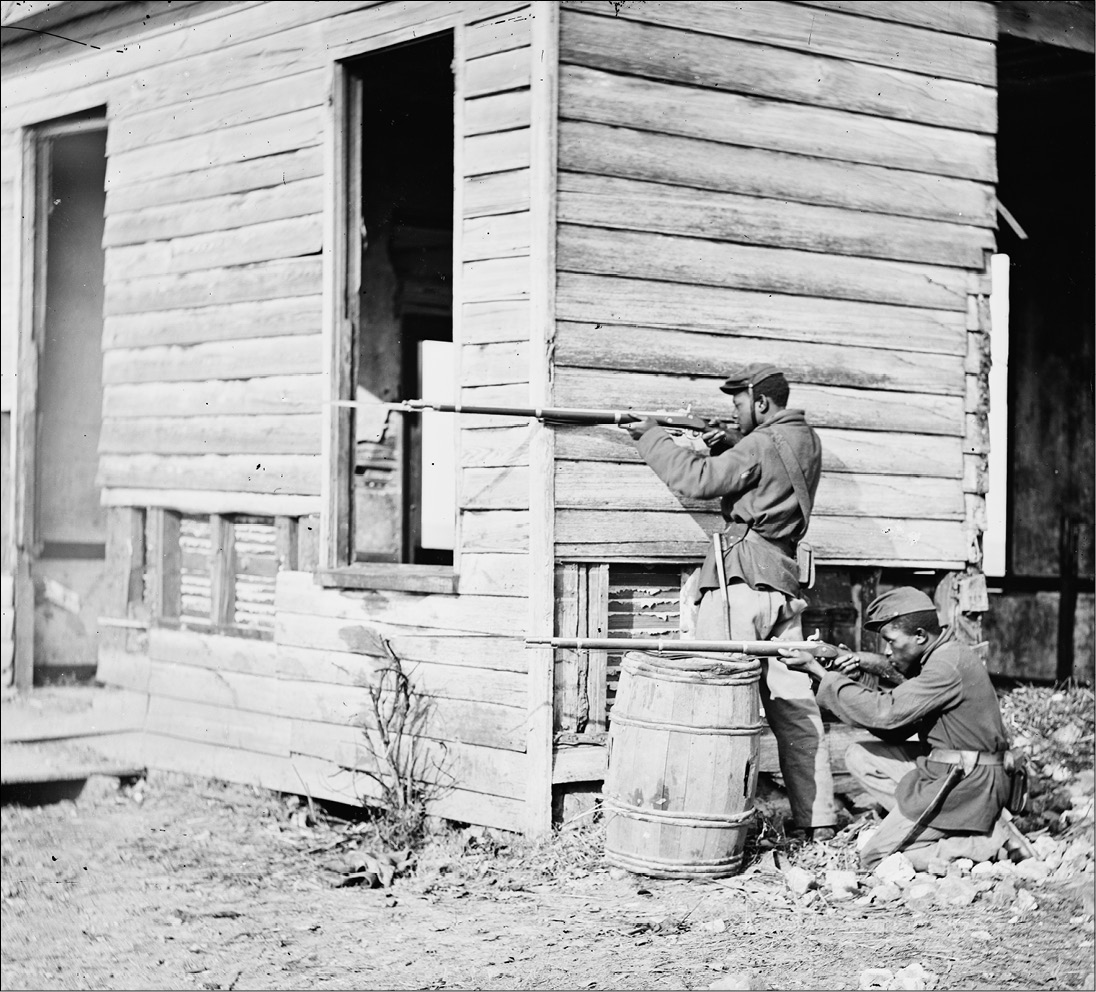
left=526, top=636, right=841, bottom=659
left=330, top=399, right=714, bottom=432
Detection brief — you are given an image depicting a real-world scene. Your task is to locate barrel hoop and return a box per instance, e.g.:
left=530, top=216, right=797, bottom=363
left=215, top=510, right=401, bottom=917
left=609, top=714, right=764, bottom=737
left=605, top=849, right=746, bottom=878
left=622, top=664, right=761, bottom=686
left=622, top=653, right=761, bottom=683
left=603, top=795, right=756, bottom=828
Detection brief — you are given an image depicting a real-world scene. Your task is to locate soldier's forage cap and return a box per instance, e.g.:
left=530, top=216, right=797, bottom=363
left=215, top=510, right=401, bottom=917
left=719, top=363, right=786, bottom=395
left=864, top=587, right=937, bottom=632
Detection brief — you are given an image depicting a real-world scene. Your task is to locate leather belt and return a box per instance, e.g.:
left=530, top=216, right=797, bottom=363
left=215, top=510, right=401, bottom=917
left=928, top=747, right=1007, bottom=767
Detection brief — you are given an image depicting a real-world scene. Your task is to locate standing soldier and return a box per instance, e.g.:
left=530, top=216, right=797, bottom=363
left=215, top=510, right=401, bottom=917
left=622, top=364, right=837, bottom=841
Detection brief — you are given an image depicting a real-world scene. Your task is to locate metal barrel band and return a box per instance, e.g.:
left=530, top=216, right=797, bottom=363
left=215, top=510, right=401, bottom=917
left=609, top=713, right=764, bottom=737
left=603, top=795, right=756, bottom=828
left=620, top=665, right=761, bottom=686
left=605, top=849, right=746, bottom=878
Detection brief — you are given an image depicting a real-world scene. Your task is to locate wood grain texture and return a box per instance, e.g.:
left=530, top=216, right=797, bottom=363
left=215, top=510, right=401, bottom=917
left=98, top=454, right=321, bottom=496
left=465, top=46, right=531, bottom=98
left=99, top=415, right=322, bottom=456
left=465, top=5, right=532, bottom=59
left=559, top=121, right=995, bottom=229
left=562, top=1, right=996, bottom=84
left=556, top=273, right=966, bottom=355
left=558, top=173, right=993, bottom=268
left=558, top=225, right=969, bottom=311
left=102, top=375, right=323, bottom=418
left=102, top=336, right=321, bottom=385
left=795, top=1, right=997, bottom=39
left=465, top=90, right=531, bottom=136
left=560, top=65, right=994, bottom=181
left=464, top=168, right=531, bottom=217
left=560, top=9, right=995, bottom=132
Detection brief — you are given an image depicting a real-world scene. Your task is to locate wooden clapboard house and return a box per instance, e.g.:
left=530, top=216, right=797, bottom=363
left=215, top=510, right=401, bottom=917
left=1, top=1, right=1092, bottom=833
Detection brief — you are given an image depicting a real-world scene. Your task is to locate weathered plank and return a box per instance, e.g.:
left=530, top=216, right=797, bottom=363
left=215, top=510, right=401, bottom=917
left=102, top=375, right=323, bottom=418
left=558, top=225, right=969, bottom=311
left=562, top=1, right=996, bottom=84
left=463, top=256, right=530, bottom=302
left=275, top=570, right=526, bottom=636
left=146, top=694, right=290, bottom=756
left=555, top=510, right=967, bottom=565
left=104, top=178, right=324, bottom=248
left=465, top=4, right=532, bottom=59
left=795, top=1, right=998, bottom=39
left=463, top=168, right=530, bottom=217
left=107, top=69, right=328, bottom=155
left=461, top=510, right=530, bottom=553
left=106, top=108, right=325, bottom=189
left=457, top=551, right=531, bottom=598
left=561, top=65, right=995, bottom=181
left=465, top=46, right=531, bottom=98
left=555, top=425, right=963, bottom=480
left=464, top=90, right=531, bottom=136
left=554, top=323, right=965, bottom=395
left=99, top=414, right=322, bottom=456
left=460, top=425, right=533, bottom=468
left=553, top=369, right=964, bottom=437
left=560, top=8, right=995, bottom=132
left=462, top=341, right=531, bottom=386
left=558, top=173, right=993, bottom=268
left=554, top=463, right=964, bottom=519
left=463, top=211, right=531, bottom=262
left=461, top=299, right=530, bottom=344
left=465, top=128, right=530, bottom=176
left=559, top=121, right=995, bottom=228
left=104, top=258, right=323, bottom=316
left=104, top=216, right=323, bottom=280
left=289, top=717, right=527, bottom=800
left=556, top=273, right=966, bottom=355
left=461, top=465, right=530, bottom=510
left=106, top=148, right=324, bottom=214
left=97, top=454, right=321, bottom=496
left=102, top=335, right=321, bottom=385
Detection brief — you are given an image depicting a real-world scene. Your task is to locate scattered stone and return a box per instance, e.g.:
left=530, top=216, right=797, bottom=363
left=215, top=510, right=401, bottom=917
left=945, top=858, right=974, bottom=877
left=936, top=875, right=977, bottom=907
left=783, top=865, right=816, bottom=896
left=697, top=918, right=727, bottom=934
left=984, top=879, right=1018, bottom=909
left=971, top=930, right=992, bottom=941
left=891, top=962, right=939, bottom=990
left=1013, top=858, right=1052, bottom=884
left=827, top=870, right=859, bottom=901
left=709, top=969, right=760, bottom=990
left=970, top=861, right=998, bottom=878
left=1010, top=889, right=1039, bottom=920
left=874, top=853, right=916, bottom=888
left=925, top=858, right=949, bottom=878
left=859, top=968, right=894, bottom=990
left=608, top=867, right=628, bottom=880
left=867, top=882, right=903, bottom=904
left=904, top=879, right=938, bottom=911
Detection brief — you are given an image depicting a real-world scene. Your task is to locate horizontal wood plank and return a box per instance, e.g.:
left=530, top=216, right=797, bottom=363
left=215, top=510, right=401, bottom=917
left=462, top=341, right=531, bottom=386
left=97, top=454, right=321, bottom=496
left=150, top=626, right=278, bottom=675
left=100, top=489, right=321, bottom=517
left=562, top=1, right=996, bottom=84
left=463, top=168, right=531, bottom=217
left=558, top=225, right=969, bottom=311
left=102, top=375, right=323, bottom=418
left=99, top=415, right=322, bottom=456
left=460, top=425, right=533, bottom=468
left=560, top=65, right=995, bottom=181
left=554, top=323, right=965, bottom=395
left=461, top=510, right=530, bottom=553
left=560, top=121, right=995, bottom=229
left=556, top=273, right=966, bottom=355
left=795, top=1, right=997, bottom=40
left=553, top=369, right=964, bottom=437
left=146, top=694, right=291, bottom=756
left=555, top=509, right=966, bottom=565
left=463, top=211, right=531, bottom=261
left=554, top=425, right=963, bottom=480
left=464, top=5, right=532, bottom=59
left=104, top=257, right=323, bottom=316
left=103, top=335, right=321, bottom=385
left=464, top=89, right=531, bottom=136
left=560, top=9, right=995, bottom=132
left=463, top=256, right=530, bottom=302
left=465, top=128, right=530, bottom=176
left=465, top=45, right=531, bottom=98
left=457, top=552, right=531, bottom=598
left=558, top=173, right=993, bottom=268
left=461, top=299, right=530, bottom=344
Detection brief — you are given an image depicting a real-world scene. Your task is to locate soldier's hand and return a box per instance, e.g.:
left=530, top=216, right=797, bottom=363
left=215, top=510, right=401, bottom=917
left=701, top=421, right=737, bottom=454
left=622, top=417, right=659, bottom=440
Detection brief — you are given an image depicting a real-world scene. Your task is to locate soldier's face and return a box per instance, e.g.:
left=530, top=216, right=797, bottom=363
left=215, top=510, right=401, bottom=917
left=731, top=391, right=755, bottom=433
left=879, top=622, right=928, bottom=675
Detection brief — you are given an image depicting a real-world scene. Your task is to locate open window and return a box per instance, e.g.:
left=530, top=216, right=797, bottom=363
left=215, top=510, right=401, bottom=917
left=324, top=33, right=457, bottom=589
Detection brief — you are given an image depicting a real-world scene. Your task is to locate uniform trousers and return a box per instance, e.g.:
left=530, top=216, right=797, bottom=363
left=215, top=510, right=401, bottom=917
left=693, top=580, right=836, bottom=830
left=845, top=740, right=1009, bottom=870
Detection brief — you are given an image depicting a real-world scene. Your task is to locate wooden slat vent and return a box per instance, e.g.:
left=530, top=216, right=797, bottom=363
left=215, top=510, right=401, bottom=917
left=233, top=516, right=277, bottom=632
left=179, top=515, right=212, bottom=624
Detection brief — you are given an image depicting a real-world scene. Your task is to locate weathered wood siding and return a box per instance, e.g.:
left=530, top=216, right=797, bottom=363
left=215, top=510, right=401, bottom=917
left=552, top=0, right=998, bottom=568
left=1, top=1, right=540, bottom=830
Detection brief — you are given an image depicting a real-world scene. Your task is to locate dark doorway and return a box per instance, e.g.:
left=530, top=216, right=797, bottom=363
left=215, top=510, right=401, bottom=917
left=987, top=29, right=1095, bottom=682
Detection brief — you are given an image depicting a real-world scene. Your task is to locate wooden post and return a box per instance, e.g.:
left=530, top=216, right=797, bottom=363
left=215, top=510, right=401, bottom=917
left=1057, top=515, right=1078, bottom=683
left=210, top=514, right=237, bottom=628
left=102, top=507, right=145, bottom=653
left=526, top=1, right=560, bottom=835
left=586, top=563, right=609, bottom=735
left=275, top=515, right=299, bottom=572
left=146, top=507, right=181, bottom=621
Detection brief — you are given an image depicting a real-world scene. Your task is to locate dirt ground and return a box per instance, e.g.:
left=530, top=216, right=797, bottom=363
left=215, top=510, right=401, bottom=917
left=2, top=769, right=1093, bottom=992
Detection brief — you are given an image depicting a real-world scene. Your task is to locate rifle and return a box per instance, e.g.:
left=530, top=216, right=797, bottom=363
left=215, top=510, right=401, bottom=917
left=526, top=636, right=842, bottom=659
left=331, top=399, right=715, bottom=433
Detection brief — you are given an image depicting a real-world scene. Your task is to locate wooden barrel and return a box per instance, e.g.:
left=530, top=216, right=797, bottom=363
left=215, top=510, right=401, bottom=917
left=603, top=650, right=762, bottom=879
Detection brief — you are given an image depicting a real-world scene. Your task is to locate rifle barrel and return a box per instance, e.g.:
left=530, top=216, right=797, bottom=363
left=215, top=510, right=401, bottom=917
left=527, top=637, right=830, bottom=656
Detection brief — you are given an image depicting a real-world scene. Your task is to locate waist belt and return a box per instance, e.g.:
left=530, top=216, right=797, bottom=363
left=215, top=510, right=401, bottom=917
left=928, top=747, right=1007, bottom=771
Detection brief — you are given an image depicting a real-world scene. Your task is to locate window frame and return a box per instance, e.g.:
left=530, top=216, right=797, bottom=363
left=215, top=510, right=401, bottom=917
left=319, top=31, right=462, bottom=595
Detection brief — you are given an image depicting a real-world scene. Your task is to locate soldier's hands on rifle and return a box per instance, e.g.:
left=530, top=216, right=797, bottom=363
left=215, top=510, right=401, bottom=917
left=622, top=417, right=660, bottom=440
left=700, top=420, right=739, bottom=455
